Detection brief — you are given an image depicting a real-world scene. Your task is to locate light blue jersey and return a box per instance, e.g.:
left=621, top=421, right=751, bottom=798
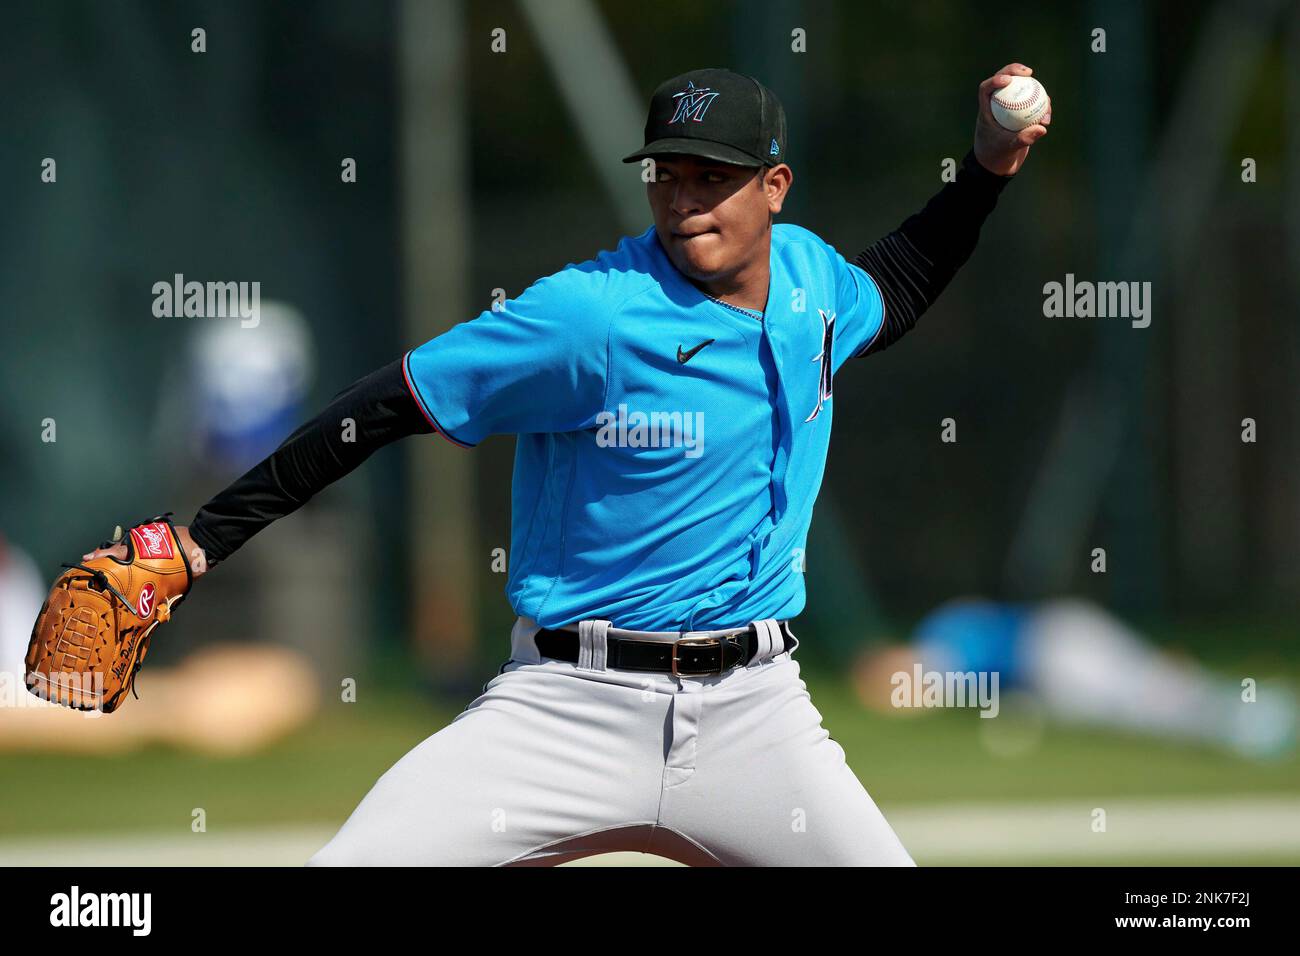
left=404, top=223, right=884, bottom=630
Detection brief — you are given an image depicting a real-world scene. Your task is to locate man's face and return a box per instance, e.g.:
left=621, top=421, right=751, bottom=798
left=646, top=155, right=791, bottom=283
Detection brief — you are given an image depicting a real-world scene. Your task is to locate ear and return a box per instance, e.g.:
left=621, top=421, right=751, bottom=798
left=764, top=164, right=793, bottom=215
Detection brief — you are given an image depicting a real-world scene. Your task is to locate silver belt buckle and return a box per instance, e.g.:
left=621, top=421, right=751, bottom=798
left=670, top=632, right=722, bottom=677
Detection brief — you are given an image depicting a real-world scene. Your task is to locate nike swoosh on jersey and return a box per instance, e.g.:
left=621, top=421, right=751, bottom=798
left=676, top=338, right=716, bottom=364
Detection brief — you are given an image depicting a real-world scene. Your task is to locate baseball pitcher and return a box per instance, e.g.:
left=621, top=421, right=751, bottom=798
left=29, top=65, right=1049, bottom=865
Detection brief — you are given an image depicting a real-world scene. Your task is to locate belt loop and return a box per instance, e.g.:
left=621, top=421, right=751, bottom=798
left=751, top=619, right=781, bottom=663
left=577, top=619, right=611, bottom=671
left=511, top=616, right=544, bottom=664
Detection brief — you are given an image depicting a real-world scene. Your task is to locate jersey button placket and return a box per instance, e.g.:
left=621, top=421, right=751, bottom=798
left=760, top=321, right=793, bottom=522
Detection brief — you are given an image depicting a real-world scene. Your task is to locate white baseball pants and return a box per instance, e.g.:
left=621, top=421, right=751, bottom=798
left=307, top=616, right=914, bottom=866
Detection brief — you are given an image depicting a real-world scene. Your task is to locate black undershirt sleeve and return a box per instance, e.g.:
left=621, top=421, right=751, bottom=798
left=852, top=149, right=1012, bottom=357
left=188, top=358, right=432, bottom=565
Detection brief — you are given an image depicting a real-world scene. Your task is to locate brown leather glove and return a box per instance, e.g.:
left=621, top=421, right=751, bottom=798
left=25, top=515, right=193, bottom=713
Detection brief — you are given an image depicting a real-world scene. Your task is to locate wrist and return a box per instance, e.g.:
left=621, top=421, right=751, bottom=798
left=175, top=526, right=209, bottom=578
left=964, top=149, right=1015, bottom=191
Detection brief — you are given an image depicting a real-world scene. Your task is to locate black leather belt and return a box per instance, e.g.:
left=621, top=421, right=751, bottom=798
left=534, top=622, right=794, bottom=676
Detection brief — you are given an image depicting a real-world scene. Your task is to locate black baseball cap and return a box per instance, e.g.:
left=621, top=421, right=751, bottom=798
left=622, top=68, right=788, bottom=169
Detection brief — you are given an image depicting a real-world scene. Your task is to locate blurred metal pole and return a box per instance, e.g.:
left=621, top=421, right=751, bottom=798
left=1172, top=255, right=1240, bottom=599
left=804, top=494, right=890, bottom=659
left=517, top=0, right=646, bottom=233
left=1087, top=0, right=1160, bottom=614
left=1282, top=5, right=1300, bottom=595
left=732, top=0, right=808, bottom=212
left=400, top=0, right=478, bottom=682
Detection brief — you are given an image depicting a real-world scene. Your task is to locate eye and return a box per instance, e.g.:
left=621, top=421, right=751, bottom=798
left=704, top=172, right=725, bottom=183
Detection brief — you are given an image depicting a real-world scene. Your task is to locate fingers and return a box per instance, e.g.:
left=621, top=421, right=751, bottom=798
left=1016, top=124, right=1049, bottom=147
left=978, top=64, right=1032, bottom=121
left=977, top=79, right=1003, bottom=121
left=82, top=543, right=128, bottom=562
left=82, top=525, right=127, bottom=562
left=979, top=74, right=1010, bottom=101
left=981, top=63, right=1032, bottom=94
left=1018, top=96, right=1052, bottom=144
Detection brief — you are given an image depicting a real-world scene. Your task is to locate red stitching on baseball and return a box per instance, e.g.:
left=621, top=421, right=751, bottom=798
left=995, top=85, right=1041, bottom=111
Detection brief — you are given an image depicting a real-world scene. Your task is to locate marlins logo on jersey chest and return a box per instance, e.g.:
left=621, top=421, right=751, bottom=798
left=803, top=309, right=835, bottom=422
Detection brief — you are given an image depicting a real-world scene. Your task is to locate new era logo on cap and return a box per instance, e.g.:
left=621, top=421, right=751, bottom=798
left=623, top=68, right=788, bottom=169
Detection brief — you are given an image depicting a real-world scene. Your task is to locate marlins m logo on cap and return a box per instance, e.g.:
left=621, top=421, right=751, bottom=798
left=623, top=68, right=788, bottom=169
left=669, top=81, right=720, bottom=124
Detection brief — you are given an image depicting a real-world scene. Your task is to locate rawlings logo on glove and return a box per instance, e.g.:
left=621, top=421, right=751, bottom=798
left=25, top=515, right=193, bottom=713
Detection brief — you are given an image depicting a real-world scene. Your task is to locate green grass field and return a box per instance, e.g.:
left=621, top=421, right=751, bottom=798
left=2, top=662, right=1297, bottom=865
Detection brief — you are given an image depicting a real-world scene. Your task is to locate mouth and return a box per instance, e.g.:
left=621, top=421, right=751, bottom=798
left=672, top=227, right=718, bottom=241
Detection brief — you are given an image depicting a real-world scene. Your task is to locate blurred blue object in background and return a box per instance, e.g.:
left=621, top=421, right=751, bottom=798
left=189, top=302, right=315, bottom=472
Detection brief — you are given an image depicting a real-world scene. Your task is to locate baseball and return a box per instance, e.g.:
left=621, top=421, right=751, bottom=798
left=990, top=75, right=1049, bottom=131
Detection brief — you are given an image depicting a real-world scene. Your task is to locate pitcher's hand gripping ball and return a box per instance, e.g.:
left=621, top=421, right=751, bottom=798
left=25, top=516, right=193, bottom=713
left=990, top=75, right=1050, bottom=131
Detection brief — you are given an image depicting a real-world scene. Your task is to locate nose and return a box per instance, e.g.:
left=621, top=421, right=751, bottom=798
left=669, top=182, right=703, bottom=218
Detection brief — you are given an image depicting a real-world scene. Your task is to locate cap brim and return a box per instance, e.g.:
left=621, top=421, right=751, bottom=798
left=621, top=137, right=766, bottom=167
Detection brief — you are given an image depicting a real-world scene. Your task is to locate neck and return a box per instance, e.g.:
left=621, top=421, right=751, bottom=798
left=696, top=238, right=771, bottom=312
left=702, top=256, right=769, bottom=312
